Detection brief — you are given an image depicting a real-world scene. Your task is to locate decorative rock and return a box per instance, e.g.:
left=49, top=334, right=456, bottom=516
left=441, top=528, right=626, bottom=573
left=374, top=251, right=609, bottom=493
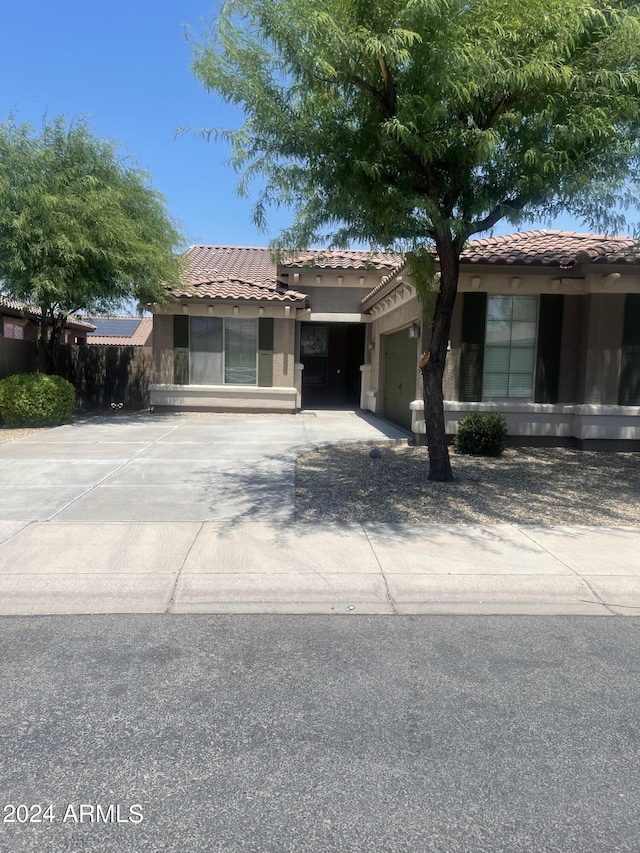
left=369, top=447, right=381, bottom=459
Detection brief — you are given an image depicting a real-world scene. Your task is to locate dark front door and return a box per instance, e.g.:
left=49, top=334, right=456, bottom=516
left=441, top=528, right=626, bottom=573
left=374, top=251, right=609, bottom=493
left=301, top=323, right=365, bottom=408
left=383, top=328, right=418, bottom=430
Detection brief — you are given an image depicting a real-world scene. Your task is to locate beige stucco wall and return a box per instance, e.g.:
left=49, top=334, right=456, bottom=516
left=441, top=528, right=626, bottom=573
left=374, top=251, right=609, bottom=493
left=300, top=285, right=372, bottom=314
left=272, top=318, right=295, bottom=387
left=150, top=384, right=297, bottom=412
left=285, top=269, right=389, bottom=315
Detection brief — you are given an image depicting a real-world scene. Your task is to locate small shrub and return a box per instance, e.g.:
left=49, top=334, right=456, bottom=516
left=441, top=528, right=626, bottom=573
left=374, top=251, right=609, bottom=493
left=0, top=373, right=76, bottom=427
left=453, top=412, right=507, bottom=457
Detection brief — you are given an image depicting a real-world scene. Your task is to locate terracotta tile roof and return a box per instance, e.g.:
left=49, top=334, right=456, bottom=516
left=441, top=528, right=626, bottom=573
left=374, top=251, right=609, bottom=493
left=364, top=262, right=407, bottom=300
left=86, top=316, right=153, bottom=346
left=63, top=316, right=97, bottom=332
left=362, top=230, right=640, bottom=305
left=173, top=276, right=308, bottom=304
left=178, top=245, right=308, bottom=303
left=0, top=294, right=32, bottom=313
left=281, top=248, right=402, bottom=270
left=0, top=294, right=96, bottom=330
left=186, top=245, right=401, bottom=279
left=185, top=245, right=278, bottom=285
left=461, top=230, right=640, bottom=268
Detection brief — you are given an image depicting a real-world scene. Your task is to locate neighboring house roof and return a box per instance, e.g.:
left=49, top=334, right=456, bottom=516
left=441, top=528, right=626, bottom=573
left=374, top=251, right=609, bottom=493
left=85, top=316, right=153, bottom=346
left=0, top=294, right=96, bottom=331
left=362, top=230, right=640, bottom=305
left=176, top=246, right=308, bottom=304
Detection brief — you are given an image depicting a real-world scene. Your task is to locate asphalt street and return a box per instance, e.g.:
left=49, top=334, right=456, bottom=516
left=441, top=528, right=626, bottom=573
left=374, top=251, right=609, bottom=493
left=1, top=615, right=639, bottom=853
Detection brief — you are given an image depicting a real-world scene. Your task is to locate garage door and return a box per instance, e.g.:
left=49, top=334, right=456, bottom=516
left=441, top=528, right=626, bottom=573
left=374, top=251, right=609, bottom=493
left=383, top=329, right=418, bottom=430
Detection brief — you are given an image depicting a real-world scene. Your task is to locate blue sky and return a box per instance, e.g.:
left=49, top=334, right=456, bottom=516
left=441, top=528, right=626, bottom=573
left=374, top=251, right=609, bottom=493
left=0, top=0, right=610, bottom=249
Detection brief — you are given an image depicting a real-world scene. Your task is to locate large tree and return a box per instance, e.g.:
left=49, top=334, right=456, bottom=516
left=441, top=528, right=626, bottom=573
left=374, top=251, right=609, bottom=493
left=0, top=116, right=184, bottom=372
left=192, top=0, right=640, bottom=480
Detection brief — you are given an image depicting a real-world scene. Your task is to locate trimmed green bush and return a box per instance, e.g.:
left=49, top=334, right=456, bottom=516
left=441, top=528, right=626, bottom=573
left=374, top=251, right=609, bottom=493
left=0, top=373, right=76, bottom=427
left=453, top=412, right=507, bottom=457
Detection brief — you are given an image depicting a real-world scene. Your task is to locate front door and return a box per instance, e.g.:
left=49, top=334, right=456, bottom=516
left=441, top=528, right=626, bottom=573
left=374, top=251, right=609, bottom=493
left=383, top=328, right=418, bottom=430
left=300, top=323, right=365, bottom=408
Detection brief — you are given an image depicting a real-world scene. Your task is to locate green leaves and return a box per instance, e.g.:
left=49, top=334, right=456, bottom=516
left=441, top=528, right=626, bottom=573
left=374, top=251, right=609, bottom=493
left=0, top=373, right=76, bottom=427
left=191, top=0, right=640, bottom=248
left=0, top=116, right=185, bottom=317
left=0, top=115, right=185, bottom=373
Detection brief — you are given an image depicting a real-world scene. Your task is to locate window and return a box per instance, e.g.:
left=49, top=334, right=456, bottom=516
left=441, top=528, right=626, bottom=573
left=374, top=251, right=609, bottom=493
left=2, top=321, right=24, bottom=340
left=482, top=296, right=538, bottom=399
left=300, top=325, right=328, bottom=385
left=224, top=318, right=257, bottom=384
left=188, top=317, right=257, bottom=385
left=190, top=317, right=222, bottom=384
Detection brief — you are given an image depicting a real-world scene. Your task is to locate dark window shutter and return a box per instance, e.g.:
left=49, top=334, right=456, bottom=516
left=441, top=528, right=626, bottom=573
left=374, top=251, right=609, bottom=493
left=174, top=315, right=189, bottom=384
left=459, top=292, right=487, bottom=402
left=174, top=315, right=189, bottom=348
left=619, top=294, right=640, bottom=405
left=534, top=295, right=564, bottom=403
left=258, top=317, right=274, bottom=387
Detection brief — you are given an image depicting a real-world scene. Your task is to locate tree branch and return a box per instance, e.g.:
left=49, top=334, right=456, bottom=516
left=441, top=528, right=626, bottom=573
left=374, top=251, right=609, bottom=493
left=467, top=196, right=530, bottom=237
left=378, top=56, right=396, bottom=117
left=480, top=91, right=515, bottom=131
left=350, top=74, right=390, bottom=116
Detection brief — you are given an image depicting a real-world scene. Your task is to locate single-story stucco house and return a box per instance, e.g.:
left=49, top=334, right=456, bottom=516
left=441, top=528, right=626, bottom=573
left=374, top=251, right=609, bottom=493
left=149, top=230, right=640, bottom=449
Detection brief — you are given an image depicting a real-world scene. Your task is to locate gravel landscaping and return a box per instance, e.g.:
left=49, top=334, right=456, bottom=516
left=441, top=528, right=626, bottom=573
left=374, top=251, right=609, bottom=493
left=295, top=444, right=640, bottom=526
left=0, top=426, right=48, bottom=445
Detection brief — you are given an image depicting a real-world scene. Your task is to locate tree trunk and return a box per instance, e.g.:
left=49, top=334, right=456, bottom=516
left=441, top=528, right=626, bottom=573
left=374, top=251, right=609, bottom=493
left=422, top=229, right=461, bottom=482
left=37, top=307, right=63, bottom=375
left=36, top=313, right=48, bottom=374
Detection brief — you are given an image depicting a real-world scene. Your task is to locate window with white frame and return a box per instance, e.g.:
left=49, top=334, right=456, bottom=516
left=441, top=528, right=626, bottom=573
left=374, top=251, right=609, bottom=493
left=189, top=317, right=258, bottom=385
left=482, top=295, right=538, bottom=399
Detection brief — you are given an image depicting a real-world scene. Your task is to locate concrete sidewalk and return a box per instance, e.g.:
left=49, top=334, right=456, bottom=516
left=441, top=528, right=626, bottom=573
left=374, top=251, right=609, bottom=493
left=0, top=520, right=638, bottom=616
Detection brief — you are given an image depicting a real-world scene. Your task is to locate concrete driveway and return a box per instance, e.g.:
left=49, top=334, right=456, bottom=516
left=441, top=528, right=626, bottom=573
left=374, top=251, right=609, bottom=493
left=1, top=411, right=639, bottom=617
left=0, top=411, right=408, bottom=524
left=0, top=411, right=415, bottom=616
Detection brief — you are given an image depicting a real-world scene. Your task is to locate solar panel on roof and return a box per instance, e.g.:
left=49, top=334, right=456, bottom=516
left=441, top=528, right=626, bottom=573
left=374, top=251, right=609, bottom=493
left=88, top=319, right=141, bottom=337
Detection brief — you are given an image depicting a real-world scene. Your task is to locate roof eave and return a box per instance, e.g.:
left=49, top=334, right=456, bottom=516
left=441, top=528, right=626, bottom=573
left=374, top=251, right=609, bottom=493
left=362, top=264, right=409, bottom=309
